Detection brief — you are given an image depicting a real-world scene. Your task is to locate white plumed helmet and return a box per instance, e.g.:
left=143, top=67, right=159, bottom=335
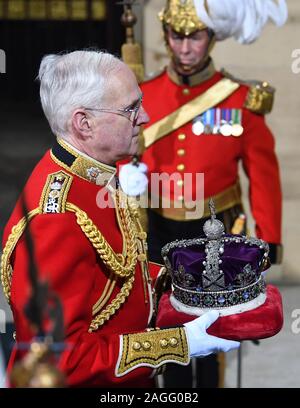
left=193, top=0, right=288, bottom=44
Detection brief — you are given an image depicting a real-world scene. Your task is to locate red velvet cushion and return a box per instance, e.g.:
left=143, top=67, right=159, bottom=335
left=156, top=285, right=283, bottom=341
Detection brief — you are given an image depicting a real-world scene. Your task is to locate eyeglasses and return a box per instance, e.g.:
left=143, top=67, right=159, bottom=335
left=83, top=94, right=143, bottom=125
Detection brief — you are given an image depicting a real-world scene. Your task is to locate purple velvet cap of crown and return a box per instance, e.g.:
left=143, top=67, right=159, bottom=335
left=164, top=235, right=269, bottom=291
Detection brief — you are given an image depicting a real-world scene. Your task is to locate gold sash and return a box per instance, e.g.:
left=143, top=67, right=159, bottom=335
left=144, top=78, right=240, bottom=148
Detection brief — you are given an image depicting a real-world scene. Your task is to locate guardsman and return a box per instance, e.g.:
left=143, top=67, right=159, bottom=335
left=1, top=50, right=239, bottom=387
left=141, top=0, right=287, bottom=387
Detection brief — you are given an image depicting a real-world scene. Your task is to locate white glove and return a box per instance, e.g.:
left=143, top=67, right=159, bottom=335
left=184, top=310, right=240, bottom=357
left=119, top=162, right=148, bottom=196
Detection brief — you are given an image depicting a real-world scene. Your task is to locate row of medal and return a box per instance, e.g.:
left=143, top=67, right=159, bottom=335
left=192, top=108, right=244, bottom=137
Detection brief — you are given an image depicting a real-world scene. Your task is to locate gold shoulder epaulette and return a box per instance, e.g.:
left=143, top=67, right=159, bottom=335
left=143, top=66, right=166, bottom=84
left=221, top=68, right=275, bottom=115
left=39, top=170, right=73, bottom=214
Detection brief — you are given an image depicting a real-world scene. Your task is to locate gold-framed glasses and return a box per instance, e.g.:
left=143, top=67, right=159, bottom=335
left=83, top=94, right=143, bottom=125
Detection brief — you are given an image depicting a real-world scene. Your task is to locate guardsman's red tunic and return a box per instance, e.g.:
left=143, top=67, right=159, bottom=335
left=1, top=139, right=189, bottom=387
left=141, top=61, right=282, bottom=263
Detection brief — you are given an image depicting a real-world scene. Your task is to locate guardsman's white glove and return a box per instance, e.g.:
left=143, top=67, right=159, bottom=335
left=184, top=310, right=240, bottom=357
left=119, top=162, right=148, bottom=196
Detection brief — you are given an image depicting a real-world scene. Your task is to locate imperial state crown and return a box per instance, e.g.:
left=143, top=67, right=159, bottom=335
left=162, top=199, right=269, bottom=316
left=156, top=200, right=283, bottom=341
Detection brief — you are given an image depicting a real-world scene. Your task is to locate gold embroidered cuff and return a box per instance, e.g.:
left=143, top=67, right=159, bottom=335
left=116, top=327, right=189, bottom=376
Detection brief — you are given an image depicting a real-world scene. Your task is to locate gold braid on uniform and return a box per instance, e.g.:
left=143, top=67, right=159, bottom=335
left=66, top=196, right=138, bottom=279
left=66, top=190, right=147, bottom=332
left=88, top=275, right=135, bottom=332
left=1, top=209, right=41, bottom=304
left=1, top=182, right=147, bottom=332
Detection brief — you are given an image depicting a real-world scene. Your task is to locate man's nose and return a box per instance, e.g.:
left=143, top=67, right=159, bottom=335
left=137, top=105, right=150, bottom=125
left=181, top=38, right=191, bottom=54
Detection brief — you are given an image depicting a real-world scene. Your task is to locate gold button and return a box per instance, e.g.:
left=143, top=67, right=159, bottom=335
left=169, top=337, right=179, bottom=347
left=182, top=88, right=190, bottom=96
left=177, top=195, right=184, bottom=201
left=138, top=254, right=147, bottom=262
left=177, top=149, right=185, bottom=157
left=133, top=341, right=142, bottom=351
left=177, top=164, right=185, bottom=172
left=142, top=341, right=152, bottom=350
left=178, top=133, right=186, bottom=141
left=160, top=339, right=169, bottom=349
left=138, top=232, right=147, bottom=240
left=177, top=180, right=184, bottom=187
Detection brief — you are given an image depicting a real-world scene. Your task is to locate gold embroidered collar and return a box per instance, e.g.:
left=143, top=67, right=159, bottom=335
left=167, top=58, right=216, bottom=87
left=51, top=138, right=117, bottom=186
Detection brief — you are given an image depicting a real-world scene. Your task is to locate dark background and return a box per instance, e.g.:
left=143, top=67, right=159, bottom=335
left=0, top=0, right=124, bottom=240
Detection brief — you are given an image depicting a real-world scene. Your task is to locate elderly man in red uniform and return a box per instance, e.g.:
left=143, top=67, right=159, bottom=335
left=1, top=50, right=239, bottom=387
left=140, top=0, right=287, bottom=388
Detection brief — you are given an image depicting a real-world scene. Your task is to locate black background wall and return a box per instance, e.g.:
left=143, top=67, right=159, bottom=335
left=0, top=0, right=124, bottom=102
left=0, top=0, right=124, bottom=239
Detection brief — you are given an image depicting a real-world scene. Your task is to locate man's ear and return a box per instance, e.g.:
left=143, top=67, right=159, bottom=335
left=72, top=109, right=92, bottom=138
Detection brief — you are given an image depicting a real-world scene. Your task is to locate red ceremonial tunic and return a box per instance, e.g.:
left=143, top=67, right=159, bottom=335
left=141, top=64, right=282, bottom=245
left=3, top=142, right=164, bottom=388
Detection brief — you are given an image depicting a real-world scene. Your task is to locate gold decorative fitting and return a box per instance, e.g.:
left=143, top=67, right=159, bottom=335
left=159, top=339, right=169, bottom=348
left=159, top=0, right=207, bottom=36
left=169, top=337, right=179, bottom=347
left=137, top=254, right=147, bottom=262
left=182, top=88, right=190, bottom=96
left=133, top=342, right=142, bottom=351
left=117, top=327, right=189, bottom=376
left=142, top=341, right=152, bottom=350
left=138, top=231, right=147, bottom=240
left=177, top=149, right=185, bottom=157
left=177, top=133, right=186, bottom=141
left=177, top=180, right=184, bottom=187
left=244, top=82, right=275, bottom=115
left=177, top=164, right=185, bottom=172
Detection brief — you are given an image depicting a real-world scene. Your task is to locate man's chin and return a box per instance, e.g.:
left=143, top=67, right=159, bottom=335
left=177, top=64, right=198, bottom=75
left=129, top=139, right=139, bottom=156
left=174, top=59, right=206, bottom=76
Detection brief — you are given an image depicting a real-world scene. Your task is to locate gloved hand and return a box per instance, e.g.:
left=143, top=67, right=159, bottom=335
left=184, top=310, right=240, bottom=357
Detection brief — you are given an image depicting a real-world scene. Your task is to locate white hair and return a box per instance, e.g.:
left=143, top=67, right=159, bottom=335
left=38, top=50, right=123, bottom=138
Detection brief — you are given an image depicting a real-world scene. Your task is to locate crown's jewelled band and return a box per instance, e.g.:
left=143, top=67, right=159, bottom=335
left=162, top=235, right=269, bottom=258
left=172, top=275, right=266, bottom=309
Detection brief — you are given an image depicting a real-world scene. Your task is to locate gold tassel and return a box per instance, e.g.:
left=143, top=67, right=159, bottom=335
left=231, top=213, right=246, bottom=235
